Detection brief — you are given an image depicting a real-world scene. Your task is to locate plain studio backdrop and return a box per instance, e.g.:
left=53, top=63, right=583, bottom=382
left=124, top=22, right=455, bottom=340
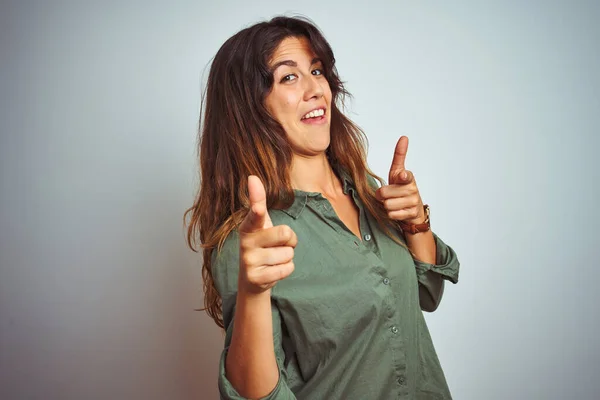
left=1, top=0, right=599, bottom=399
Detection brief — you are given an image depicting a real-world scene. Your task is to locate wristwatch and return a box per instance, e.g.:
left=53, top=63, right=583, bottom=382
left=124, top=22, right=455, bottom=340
left=398, top=204, right=430, bottom=234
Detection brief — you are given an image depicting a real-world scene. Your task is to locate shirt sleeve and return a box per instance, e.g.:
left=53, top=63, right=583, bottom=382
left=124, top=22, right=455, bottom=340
left=413, top=232, right=460, bottom=311
left=413, top=232, right=460, bottom=284
left=212, top=231, right=297, bottom=400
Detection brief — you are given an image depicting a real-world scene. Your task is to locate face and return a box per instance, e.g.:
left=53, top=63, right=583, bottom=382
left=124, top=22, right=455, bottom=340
left=265, top=36, right=333, bottom=157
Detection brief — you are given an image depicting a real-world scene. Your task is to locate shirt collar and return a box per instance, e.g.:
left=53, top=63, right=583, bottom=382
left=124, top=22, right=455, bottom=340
left=280, top=165, right=355, bottom=219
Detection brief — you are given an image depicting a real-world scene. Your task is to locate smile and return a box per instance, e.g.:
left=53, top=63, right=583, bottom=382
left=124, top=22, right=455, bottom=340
left=301, top=107, right=326, bottom=120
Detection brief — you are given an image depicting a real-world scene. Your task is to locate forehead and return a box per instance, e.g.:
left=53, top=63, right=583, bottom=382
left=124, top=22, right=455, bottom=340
left=269, top=36, right=317, bottom=65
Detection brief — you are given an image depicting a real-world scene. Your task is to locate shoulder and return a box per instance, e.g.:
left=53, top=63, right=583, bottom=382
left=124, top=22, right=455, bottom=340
left=211, top=230, right=240, bottom=301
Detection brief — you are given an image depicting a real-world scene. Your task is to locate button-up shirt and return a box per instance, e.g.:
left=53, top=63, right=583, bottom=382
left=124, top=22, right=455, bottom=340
left=213, top=170, right=460, bottom=399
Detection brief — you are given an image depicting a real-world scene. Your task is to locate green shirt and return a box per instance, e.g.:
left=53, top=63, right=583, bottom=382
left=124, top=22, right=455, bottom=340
left=213, top=171, right=460, bottom=400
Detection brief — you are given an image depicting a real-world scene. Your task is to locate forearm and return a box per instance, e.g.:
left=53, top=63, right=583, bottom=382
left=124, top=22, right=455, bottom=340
left=226, top=289, right=279, bottom=399
left=410, top=231, right=462, bottom=311
left=404, top=229, right=436, bottom=264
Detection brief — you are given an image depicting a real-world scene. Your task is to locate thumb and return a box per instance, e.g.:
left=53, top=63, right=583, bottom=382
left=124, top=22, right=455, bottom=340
left=239, top=175, right=273, bottom=233
left=389, top=136, right=409, bottom=184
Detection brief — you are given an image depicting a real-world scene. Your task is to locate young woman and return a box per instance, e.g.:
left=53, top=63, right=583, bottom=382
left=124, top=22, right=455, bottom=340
left=185, top=15, right=460, bottom=400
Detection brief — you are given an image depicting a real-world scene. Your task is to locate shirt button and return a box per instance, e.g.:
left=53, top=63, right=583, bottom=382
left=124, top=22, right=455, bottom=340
left=383, top=278, right=390, bottom=285
left=364, top=234, right=371, bottom=241
left=398, top=376, right=406, bottom=385
left=391, top=326, right=398, bottom=334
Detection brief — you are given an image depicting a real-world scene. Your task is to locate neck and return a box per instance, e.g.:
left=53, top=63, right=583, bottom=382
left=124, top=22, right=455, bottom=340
left=290, top=153, right=342, bottom=199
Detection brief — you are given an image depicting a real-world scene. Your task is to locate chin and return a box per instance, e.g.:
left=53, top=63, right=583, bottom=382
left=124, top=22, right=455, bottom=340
left=292, top=140, right=330, bottom=157
left=311, top=139, right=331, bottom=154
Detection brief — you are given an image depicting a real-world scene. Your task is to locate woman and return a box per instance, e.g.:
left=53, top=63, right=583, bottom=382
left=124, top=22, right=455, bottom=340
left=185, top=15, right=460, bottom=400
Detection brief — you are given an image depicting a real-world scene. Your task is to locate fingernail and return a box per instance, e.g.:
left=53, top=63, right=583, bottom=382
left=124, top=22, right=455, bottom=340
left=401, top=171, right=408, bottom=180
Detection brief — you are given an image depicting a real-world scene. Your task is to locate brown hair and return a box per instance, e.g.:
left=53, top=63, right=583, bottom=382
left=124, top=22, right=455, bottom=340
left=184, top=16, right=402, bottom=329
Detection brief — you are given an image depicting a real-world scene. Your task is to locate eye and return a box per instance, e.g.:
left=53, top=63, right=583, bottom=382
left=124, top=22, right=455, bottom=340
left=280, top=74, right=297, bottom=83
left=312, top=68, right=324, bottom=76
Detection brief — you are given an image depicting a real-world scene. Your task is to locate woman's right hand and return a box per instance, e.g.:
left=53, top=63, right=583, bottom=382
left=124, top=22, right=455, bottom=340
left=237, top=175, right=297, bottom=294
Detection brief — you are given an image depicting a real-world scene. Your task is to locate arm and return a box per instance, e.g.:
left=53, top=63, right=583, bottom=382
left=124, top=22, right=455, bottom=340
left=213, top=175, right=298, bottom=400
left=403, top=229, right=443, bottom=312
left=211, top=202, right=295, bottom=400
left=224, top=289, right=283, bottom=398
left=366, top=171, right=460, bottom=311
left=219, top=290, right=296, bottom=400
left=409, top=231, right=460, bottom=312
left=366, top=134, right=461, bottom=312
left=403, top=228, right=436, bottom=264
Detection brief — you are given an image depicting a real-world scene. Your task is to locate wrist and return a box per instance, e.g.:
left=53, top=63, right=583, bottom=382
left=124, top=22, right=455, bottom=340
left=399, top=204, right=430, bottom=235
left=237, top=282, right=272, bottom=299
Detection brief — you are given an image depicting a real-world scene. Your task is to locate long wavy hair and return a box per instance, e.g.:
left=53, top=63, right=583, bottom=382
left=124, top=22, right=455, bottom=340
left=184, top=16, right=403, bottom=329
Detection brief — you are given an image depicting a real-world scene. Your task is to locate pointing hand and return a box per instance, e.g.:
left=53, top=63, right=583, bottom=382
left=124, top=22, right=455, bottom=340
left=238, top=176, right=297, bottom=293
left=376, top=136, right=426, bottom=224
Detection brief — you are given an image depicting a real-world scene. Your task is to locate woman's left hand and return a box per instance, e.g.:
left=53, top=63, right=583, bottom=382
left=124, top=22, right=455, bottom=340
left=375, top=136, right=426, bottom=224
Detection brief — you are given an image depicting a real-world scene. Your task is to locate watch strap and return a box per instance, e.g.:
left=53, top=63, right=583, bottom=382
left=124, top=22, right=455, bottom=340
left=398, top=204, right=431, bottom=234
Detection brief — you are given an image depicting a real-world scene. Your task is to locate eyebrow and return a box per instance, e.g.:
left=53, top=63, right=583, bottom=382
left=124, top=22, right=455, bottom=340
left=270, top=57, right=322, bottom=73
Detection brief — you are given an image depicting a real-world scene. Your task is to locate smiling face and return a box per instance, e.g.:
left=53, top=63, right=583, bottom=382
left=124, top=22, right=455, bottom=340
left=265, top=36, right=333, bottom=157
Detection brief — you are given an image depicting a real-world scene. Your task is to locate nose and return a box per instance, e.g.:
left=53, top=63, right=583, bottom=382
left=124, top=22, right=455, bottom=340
left=303, top=74, right=324, bottom=101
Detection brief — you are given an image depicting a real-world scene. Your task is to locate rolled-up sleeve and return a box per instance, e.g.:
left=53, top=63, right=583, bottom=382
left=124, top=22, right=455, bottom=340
left=413, top=232, right=460, bottom=284
left=218, top=302, right=296, bottom=400
left=213, top=232, right=297, bottom=400
left=413, top=232, right=460, bottom=312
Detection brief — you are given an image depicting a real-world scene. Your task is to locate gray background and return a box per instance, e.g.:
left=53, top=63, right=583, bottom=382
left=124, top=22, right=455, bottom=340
left=1, top=0, right=599, bottom=399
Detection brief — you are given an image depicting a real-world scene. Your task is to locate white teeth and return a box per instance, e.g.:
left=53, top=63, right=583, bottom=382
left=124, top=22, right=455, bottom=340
left=303, top=108, right=325, bottom=119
